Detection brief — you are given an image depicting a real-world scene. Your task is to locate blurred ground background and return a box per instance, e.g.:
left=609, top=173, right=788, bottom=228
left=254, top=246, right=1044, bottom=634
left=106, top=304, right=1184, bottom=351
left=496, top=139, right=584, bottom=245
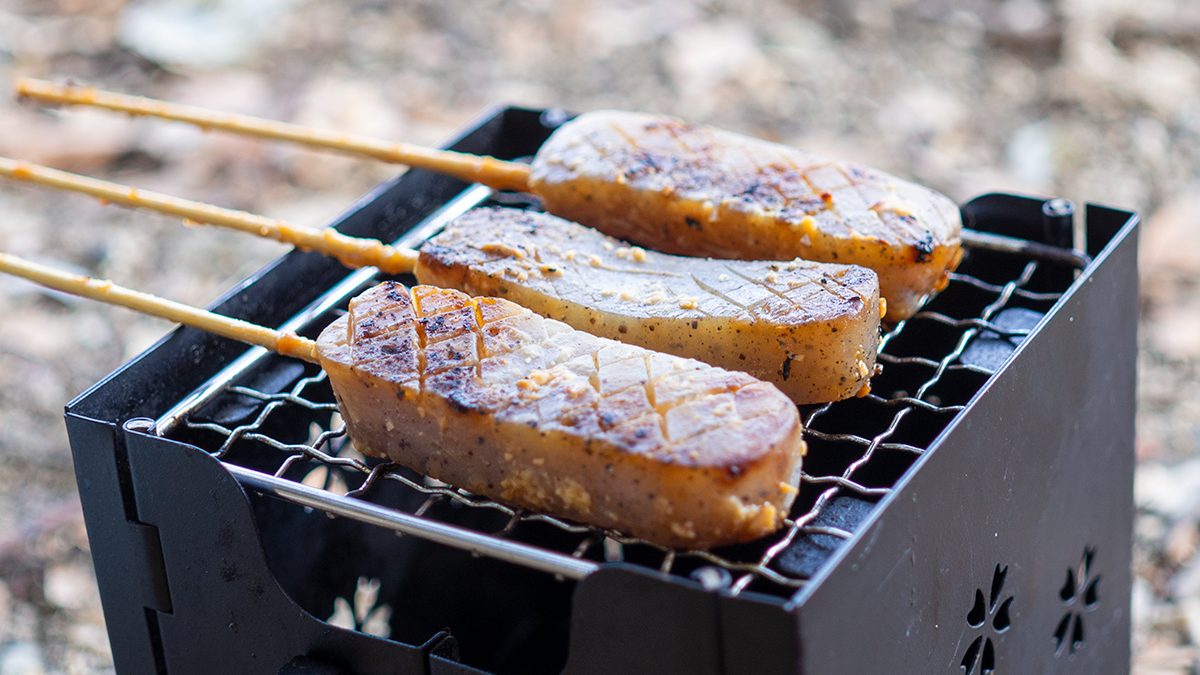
left=0, top=0, right=1196, bottom=672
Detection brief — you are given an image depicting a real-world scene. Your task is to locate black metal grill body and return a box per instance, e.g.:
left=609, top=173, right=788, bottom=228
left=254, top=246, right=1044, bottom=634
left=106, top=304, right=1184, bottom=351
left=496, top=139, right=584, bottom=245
left=62, top=107, right=1138, bottom=674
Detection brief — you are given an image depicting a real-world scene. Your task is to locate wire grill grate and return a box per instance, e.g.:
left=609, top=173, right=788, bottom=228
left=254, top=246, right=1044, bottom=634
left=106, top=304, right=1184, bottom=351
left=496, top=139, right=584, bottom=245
left=155, top=187, right=1070, bottom=601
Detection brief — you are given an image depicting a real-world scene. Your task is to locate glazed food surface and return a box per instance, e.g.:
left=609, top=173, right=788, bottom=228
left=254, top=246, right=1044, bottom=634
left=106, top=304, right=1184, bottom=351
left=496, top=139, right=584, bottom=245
left=316, top=282, right=805, bottom=549
left=417, top=207, right=880, bottom=404
left=528, top=110, right=963, bottom=320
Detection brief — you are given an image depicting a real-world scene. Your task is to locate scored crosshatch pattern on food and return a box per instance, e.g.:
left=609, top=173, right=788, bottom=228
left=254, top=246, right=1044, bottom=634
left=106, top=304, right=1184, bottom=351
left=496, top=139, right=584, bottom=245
left=154, top=182, right=1072, bottom=601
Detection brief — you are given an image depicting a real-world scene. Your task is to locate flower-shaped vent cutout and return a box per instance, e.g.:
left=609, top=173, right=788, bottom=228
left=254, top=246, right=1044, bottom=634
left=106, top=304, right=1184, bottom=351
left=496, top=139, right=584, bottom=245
left=328, top=576, right=392, bottom=638
left=1054, top=547, right=1100, bottom=657
left=961, top=564, right=1013, bottom=675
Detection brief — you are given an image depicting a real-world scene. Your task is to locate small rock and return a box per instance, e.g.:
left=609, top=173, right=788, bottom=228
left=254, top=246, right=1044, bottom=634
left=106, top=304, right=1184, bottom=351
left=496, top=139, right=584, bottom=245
left=117, top=0, right=304, bottom=69
left=0, top=581, right=10, bottom=629
left=286, top=77, right=407, bottom=190
left=1145, top=297, right=1200, bottom=361
left=1137, top=512, right=1169, bottom=548
left=1128, top=45, right=1200, bottom=118
left=0, top=109, right=136, bottom=171
left=43, top=562, right=94, bottom=612
left=1141, top=190, right=1200, bottom=282
left=1171, top=556, right=1200, bottom=643
left=1005, top=120, right=1055, bottom=188
left=1165, top=520, right=1199, bottom=567
left=0, top=642, right=45, bottom=675
left=876, top=85, right=965, bottom=139
left=66, top=623, right=111, bottom=657
left=665, top=20, right=767, bottom=114
left=1171, top=550, right=1200, bottom=590
left=1131, top=576, right=1154, bottom=628
left=580, top=2, right=700, bottom=51
left=1184, top=598, right=1200, bottom=653
left=1136, top=459, right=1200, bottom=519
left=997, top=0, right=1054, bottom=36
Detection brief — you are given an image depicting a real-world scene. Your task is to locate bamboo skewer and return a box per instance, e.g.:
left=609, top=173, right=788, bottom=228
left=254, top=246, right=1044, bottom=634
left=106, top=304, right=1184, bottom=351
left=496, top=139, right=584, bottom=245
left=15, top=78, right=533, bottom=193
left=15, top=79, right=1091, bottom=269
left=0, top=157, right=418, bottom=274
left=0, top=251, right=319, bottom=363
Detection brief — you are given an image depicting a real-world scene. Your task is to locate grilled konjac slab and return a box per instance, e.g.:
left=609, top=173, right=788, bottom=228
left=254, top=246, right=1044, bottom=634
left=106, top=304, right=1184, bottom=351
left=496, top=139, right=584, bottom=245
left=528, top=111, right=964, bottom=320
left=317, top=282, right=805, bottom=549
left=417, top=207, right=881, bottom=404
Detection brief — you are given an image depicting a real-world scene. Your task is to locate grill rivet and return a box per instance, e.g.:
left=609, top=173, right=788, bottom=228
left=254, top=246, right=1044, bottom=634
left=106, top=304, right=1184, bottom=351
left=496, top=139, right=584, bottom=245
left=123, top=417, right=156, bottom=434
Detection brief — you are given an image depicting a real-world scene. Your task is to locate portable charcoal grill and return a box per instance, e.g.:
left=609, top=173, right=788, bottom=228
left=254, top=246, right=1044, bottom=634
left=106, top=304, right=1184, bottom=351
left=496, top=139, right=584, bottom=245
left=62, top=106, right=1138, bottom=674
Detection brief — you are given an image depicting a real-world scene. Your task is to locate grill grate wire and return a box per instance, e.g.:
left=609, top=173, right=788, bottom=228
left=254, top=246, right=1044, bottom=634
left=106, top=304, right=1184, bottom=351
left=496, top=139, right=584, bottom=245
left=152, top=185, right=1069, bottom=601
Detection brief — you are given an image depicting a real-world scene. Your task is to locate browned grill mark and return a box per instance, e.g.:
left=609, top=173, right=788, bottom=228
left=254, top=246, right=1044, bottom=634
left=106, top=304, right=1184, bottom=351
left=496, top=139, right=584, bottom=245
left=620, top=117, right=721, bottom=197
left=759, top=167, right=800, bottom=214
left=795, top=165, right=835, bottom=220
left=734, top=142, right=793, bottom=213
left=755, top=146, right=824, bottom=218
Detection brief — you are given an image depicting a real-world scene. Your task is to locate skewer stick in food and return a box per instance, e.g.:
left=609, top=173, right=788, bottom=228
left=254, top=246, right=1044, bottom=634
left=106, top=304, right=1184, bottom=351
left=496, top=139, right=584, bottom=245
left=16, top=78, right=959, bottom=319
left=0, top=251, right=805, bottom=548
left=0, top=252, right=318, bottom=362
left=0, top=158, right=418, bottom=273
left=0, top=157, right=881, bottom=404
left=14, top=78, right=531, bottom=192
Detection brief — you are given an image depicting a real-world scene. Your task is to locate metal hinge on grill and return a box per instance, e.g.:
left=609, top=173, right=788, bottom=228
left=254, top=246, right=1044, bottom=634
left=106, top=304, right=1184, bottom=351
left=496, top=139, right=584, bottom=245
left=126, top=520, right=173, bottom=614
left=122, top=418, right=173, bottom=615
left=65, top=414, right=178, bottom=673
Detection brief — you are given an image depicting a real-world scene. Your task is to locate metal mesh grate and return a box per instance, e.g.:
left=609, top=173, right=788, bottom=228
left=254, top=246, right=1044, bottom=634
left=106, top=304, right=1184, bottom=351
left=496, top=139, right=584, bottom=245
left=154, top=186, right=1072, bottom=602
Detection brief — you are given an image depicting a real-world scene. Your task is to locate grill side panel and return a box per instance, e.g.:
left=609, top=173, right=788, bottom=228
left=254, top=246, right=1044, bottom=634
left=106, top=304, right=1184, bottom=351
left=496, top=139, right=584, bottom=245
left=64, top=416, right=167, bottom=674
left=124, top=429, right=436, bottom=674
left=563, top=567, right=724, bottom=674
left=794, top=207, right=1137, bottom=673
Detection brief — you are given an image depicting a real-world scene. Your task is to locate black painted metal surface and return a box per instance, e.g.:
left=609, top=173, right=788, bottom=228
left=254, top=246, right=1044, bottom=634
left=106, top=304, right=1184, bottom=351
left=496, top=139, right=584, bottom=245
left=792, top=201, right=1137, bottom=673
left=63, top=106, right=1137, bottom=674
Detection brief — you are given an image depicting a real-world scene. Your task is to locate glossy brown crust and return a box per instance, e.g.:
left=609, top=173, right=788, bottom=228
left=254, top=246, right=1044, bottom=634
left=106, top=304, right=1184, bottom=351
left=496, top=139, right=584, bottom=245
left=315, top=282, right=805, bottom=549
left=416, top=207, right=880, bottom=404
left=527, top=110, right=964, bottom=320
